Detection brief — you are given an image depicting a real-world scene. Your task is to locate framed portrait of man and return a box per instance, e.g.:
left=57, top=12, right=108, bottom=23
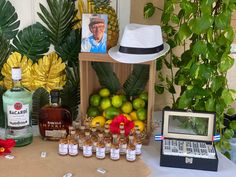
left=81, top=14, right=108, bottom=53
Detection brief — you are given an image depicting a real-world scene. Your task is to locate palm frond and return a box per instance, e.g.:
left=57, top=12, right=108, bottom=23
left=37, top=0, right=77, bottom=46
left=0, top=34, right=10, bottom=73
left=55, top=29, right=81, bottom=66
left=0, top=0, right=20, bottom=40
left=0, top=86, right=6, bottom=128
left=91, top=62, right=121, bottom=94
left=123, top=64, right=150, bottom=98
left=61, top=64, right=80, bottom=121
left=12, top=23, right=50, bottom=62
left=32, top=87, right=49, bottom=125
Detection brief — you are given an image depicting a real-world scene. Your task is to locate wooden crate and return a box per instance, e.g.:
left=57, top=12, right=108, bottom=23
left=79, top=53, right=156, bottom=144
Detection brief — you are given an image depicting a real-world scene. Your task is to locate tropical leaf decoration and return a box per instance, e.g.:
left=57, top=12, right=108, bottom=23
left=91, top=62, right=121, bottom=94
left=37, top=0, right=77, bottom=46
left=0, top=35, right=10, bottom=80
left=1, top=52, right=34, bottom=90
left=32, top=87, right=49, bottom=125
left=0, top=0, right=20, bottom=40
left=12, top=23, right=50, bottom=62
left=0, top=86, right=6, bottom=128
left=123, top=64, right=150, bottom=98
left=55, top=29, right=81, bottom=66
left=32, top=52, right=66, bottom=91
left=61, top=64, right=80, bottom=121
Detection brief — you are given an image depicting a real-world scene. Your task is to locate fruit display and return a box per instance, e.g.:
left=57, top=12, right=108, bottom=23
left=87, top=87, right=148, bottom=133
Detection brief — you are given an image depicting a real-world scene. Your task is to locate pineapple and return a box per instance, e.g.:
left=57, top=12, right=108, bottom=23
left=91, top=0, right=119, bottom=49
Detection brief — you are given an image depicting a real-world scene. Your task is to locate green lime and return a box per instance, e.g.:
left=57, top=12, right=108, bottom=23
left=103, top=107, right=120, bottom=120
left=136, top=108, right=147, bottom=121
left=121, top=101, right=133, bottom=114
left=132, top=98, right=145, bottom=110
left=120, top=94, right=127, bottom=103
left=111, top=95, right=123, bottom=108
left=139, top=91, right=148, bottom=102
left=100, top=97, right=111, bottom=110
left=87, top=106, right=100, bottom=117
left=99, top=88, right=110, bottom=97
left=89, top=94, right=101, bottom=107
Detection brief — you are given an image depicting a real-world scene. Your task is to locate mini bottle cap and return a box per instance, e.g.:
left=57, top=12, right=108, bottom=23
left=98, top=133, right=103, bottom=137
left=85, top=131, right=90, bottom=136
left=12, top=67, right=21, bottom=80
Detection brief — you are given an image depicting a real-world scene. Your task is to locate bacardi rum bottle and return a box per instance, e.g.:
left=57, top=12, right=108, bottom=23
left=3, top=67, right=33, bottom=147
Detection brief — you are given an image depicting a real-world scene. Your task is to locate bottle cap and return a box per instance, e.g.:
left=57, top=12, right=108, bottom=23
left=12, top=67, right=21, bottom=80
left=50, top=89, right=60, bottom=103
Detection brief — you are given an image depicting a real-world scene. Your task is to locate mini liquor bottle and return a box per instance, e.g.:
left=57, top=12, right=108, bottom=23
left=104, top=128, right=112, bottom=154
left=83, top=131, right=93, bottom=158
left=119, top=129, right=127, bottom=155
left=135, top=130, right=142, bottom=155
left=78, top=125, right=85, bottom=150
left=39, top=89, right=72, bottom=140
left=91, top=127, right=98, bottom=152
left=3, top=67, right=33, bottom=147
left=96, top=133, right=106, bottom=159
left=110, top=134, right=120, bottom=161
left=126, top=135, right=136, bottom=162
left=68, top=130, right=78, bottom=156
left=96, top=122, right=102, bottom=134
left=58, top=130, right=68, bottom=155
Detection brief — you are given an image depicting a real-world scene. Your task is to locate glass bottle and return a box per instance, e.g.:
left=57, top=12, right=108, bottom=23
left=110, top=134, right=120, bottom=161
left=96, top=122, right=102, bottom=134
left=3, top=67, right=33, bottom=147
left=104, top=128, right=112, bottom=154
left=83, top=131, right=93, bottom=158
left=78, top=125, right=85, bottom=150
left=119, top=129, right=127, bottom=155
left=39, top=89, right=72, bottom=140
left=126, top=135, right=136, bottom=162
left=135, top=130, right=142, bottom=155
left=68, top=130, right=78, bottom=156
left=58, top=130, right=68, bottom=156
left=96, top=133, right=106, bottom=159
left=91, top=127, right=98, bottom=152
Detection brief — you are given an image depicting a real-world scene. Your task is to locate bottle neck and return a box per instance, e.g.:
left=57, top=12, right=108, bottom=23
left=112, top=136, right=118, bottom=144
left=12, top=80, right=22, bottom=89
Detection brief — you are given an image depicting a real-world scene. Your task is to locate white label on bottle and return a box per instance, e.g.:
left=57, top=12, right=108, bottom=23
left=69, top=144, right=78, bottom=156
left=105, top=143, right=111, bottom=153
left=83, top=145, right=92, bottom=157
left=135, top=144, right=142, bottom=155
left=120, top=143, right=127, bottom=154
left=59, top=143, right=68, bottom=155
left=45, top=130, right=63, bottom=138
left=126, top=149, right=136, bottom=161
left=7, top=103, right=29, bottom=127
left=96, top=147, right=105, bottom=159
left=110, top=149, right=120, bottom=160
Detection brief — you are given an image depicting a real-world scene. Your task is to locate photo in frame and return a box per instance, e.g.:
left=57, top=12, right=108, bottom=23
left=81, top=14, right=108, bottom=53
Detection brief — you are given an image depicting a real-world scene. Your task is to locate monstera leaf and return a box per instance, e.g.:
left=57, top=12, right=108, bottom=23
left=55, top=29, right=81, bottom=66
left=61, top=64, right=80, bottom=121
left=0, top=86, right=6, bottom=128
left=123, top=64, right=150, bottom=98
left=91, top=62, right=121, bottom=94
left=32, top=87, right=49, bottom=125
left=37, top=0, right=77, bottom=46
left=0, top=0, right=20, bottom=40
left=0, top=35, right=10, bottom=79
left=12, top=23, right=50, bottom=62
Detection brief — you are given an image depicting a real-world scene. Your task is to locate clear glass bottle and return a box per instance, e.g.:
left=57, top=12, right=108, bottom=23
left=104, top=128, right=112, bottom=154
left=91, top=127, right=98, bottom=153
left=58, top=130, right=68, bottom=156
left=119, top=129, right=127, bottom=155
left=39, top=89, right=72, bottom=140
left=96, top=122, right=102, bottom=134
left=135, top=130, right=142, bottom=155
left=68, top=130, right=78, bottom=156
left=110, top=134, right=120, bottom=161
left=126, top=135, right=136, bottom=162
left=3, top=67, right=33, bottom=147
left=83, top=131, right=93, bottom=158
left=78, top=125, right=85, bottom=150
left=96, top=133, right=106, bottom=159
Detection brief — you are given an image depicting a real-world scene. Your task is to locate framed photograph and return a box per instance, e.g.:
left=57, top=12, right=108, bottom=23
left=81, top=14, right=108, bottom=53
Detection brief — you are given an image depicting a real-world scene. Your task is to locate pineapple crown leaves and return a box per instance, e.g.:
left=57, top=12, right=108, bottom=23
left=91, top=62, right=121, bottom=94
left=93, top=0, right=111, bottom=7
left=123, top=64, right=150, bottom=98
left=37, top=0, right=78, bottom=46
left=12, top=23, right=50, bottom=62
left=0, top=0, right=20, bottom=40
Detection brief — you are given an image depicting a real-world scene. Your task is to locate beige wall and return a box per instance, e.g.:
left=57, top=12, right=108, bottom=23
left=130, top=0, right=236, bottom=110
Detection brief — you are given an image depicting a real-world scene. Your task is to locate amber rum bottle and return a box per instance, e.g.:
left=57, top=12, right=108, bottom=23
left=110, top=134, right=120, bottom=161
left=91, top=127, right=98, bottom=153
left=83, top=131, right=93, bottom=157
left=78, top=125, right=85, bottom=150
left=39, top=89, right=72, bottom=140
left=104, top=128, right=112, bottom=154
left=58, top=130, right=68, bottom=156
left=135, top=130, right=142, bottom=155
left=126, top=135, right=136, bottom=162
left=96, top=133, right=106, bottom=159
left=68, top=130, right=78, bottom=156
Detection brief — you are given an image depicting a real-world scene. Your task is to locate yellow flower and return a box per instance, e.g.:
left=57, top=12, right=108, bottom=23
left=1, top=52, right=33, bottom=90
left=32, top=52, right=66, bottom=91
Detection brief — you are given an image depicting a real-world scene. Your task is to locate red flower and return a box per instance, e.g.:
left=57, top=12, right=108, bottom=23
left=110, top=114, right=134, bottom=136
left=0, top=139, right=16, bottom=155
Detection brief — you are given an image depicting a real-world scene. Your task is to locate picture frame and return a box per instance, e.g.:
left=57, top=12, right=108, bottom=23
left=81, top=13, right=108, bottom=54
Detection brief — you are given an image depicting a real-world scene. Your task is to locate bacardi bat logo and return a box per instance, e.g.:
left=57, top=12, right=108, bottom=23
left=14, top=102, right=22, bottom=110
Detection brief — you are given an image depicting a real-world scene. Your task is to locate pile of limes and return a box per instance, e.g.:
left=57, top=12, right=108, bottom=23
left=87, top=87, right=148, bottom=132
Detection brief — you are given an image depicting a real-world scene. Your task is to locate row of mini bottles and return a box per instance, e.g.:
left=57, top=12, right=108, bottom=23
left=58, top=123, right=142, bottom=162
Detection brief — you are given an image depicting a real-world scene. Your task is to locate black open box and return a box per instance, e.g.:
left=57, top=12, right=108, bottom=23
left=160, top=109, right=218, bottom=171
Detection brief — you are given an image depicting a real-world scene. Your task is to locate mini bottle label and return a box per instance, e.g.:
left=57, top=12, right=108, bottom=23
left=135, top=144, right=142, bottom=155
left=69, top=144, right=78, bottom=156
left=110, top=149, right=120, bottom=160
left=96, top=147, right=105, bottom=159
left=126, top=149, right=136, bottom=161
left=7, top=102, right=29, bottom=127
left=83, top=145, right=92, bottom=157
left=59, top=143, right=68, bottom=155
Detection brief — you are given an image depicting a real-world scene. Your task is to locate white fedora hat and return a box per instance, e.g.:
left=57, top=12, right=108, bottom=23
left=108, top=23, right=170, bottom=63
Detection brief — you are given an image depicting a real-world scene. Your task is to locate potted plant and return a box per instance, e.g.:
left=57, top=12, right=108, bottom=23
left=144, top=0, right=236, bottom=157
